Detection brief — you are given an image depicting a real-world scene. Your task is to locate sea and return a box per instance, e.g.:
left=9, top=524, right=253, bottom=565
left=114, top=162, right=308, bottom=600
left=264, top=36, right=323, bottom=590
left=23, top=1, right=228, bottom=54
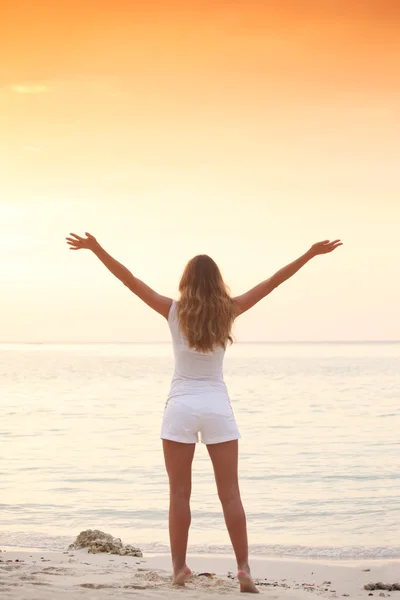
left=1, top=342, right=399, bottom=560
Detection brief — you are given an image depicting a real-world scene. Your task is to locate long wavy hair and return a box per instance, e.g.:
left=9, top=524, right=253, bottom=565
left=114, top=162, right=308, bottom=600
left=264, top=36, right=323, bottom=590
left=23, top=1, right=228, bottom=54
left=177, top=255, right=236, bottom=353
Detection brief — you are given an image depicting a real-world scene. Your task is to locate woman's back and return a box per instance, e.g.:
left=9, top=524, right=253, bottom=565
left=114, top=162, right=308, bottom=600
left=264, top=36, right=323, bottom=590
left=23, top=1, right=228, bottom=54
left=168, top=300, right=227, bottom=398
left=163, top=298, right=238, bottom=445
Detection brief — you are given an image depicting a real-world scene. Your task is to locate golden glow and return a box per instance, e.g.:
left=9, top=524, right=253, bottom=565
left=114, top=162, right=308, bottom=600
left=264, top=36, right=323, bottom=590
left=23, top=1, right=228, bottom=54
left=1, top=1, right=399, bottom=341
left=11, top=85, right=49, bottom=94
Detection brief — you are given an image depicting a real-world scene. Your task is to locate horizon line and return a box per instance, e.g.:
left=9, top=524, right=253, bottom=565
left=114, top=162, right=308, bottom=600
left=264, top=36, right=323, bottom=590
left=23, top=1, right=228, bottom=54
left=0, top=340, right=399, bottom=345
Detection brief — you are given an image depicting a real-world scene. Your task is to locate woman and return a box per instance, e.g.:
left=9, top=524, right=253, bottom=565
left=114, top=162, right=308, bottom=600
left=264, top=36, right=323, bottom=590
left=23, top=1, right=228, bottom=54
left=66, top=232, right=342, bottom=593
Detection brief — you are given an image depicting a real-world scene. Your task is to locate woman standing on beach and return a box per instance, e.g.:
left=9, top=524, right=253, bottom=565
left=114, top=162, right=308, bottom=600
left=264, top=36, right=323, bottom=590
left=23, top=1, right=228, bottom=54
left=66, top=232, right=342, bottom=593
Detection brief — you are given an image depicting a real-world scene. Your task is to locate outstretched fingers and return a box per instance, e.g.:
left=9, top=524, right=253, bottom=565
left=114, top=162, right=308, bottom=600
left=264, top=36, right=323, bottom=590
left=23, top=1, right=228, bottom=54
left=65, top=232, right=97, bottom=250
left=318, top=239, right=343, bottom=253
left=65, top=234, right=83, bottom=250
left=329, top=239, right=343, bottom=251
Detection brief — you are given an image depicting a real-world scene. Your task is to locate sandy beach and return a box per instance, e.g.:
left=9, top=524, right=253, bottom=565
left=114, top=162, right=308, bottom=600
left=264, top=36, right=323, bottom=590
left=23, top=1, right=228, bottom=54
left=1, top=546, right=399, bottom=600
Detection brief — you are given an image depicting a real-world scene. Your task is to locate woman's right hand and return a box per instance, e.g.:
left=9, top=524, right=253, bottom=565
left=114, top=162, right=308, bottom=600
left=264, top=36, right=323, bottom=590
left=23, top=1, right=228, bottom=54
left=309, top=239, right=342, bottom=257
left=66, top=232, right=99, bottom=251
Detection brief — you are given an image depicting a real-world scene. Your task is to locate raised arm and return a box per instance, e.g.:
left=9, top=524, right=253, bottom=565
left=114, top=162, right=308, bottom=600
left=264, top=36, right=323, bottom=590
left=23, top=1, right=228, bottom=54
left=233, top=239, right=342, bottom=316
left=66, top=232, right=172, bottom=319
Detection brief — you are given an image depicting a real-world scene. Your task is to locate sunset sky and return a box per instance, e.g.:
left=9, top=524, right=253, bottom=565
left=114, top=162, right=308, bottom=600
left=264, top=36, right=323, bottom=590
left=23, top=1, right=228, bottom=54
left=1, top=0, right=399, bottom=342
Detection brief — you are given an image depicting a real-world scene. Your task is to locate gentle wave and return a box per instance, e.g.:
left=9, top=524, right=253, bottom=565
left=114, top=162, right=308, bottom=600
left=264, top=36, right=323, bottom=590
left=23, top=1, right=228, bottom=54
left=2, top=531, right=400, bottom=561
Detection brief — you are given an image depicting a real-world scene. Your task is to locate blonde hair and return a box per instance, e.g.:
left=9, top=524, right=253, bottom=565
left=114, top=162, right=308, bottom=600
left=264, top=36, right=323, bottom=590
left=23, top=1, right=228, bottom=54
left=177, top=255, right=235, bottom=353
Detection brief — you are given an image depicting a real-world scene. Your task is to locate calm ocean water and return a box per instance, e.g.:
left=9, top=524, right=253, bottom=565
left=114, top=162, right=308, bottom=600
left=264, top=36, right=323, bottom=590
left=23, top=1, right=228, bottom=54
left=1, top=342, right=399, bottom=560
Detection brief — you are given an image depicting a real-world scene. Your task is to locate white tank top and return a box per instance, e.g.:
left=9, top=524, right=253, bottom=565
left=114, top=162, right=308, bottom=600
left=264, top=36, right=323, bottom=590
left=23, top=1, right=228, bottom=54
left=167, top=300, right=229, bottom=401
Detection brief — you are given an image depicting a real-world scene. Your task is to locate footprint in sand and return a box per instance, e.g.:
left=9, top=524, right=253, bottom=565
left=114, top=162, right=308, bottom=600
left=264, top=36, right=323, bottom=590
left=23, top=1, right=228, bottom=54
left=32, top=567, right=77, bottom=577
left=79, top=583, right=116, bottom=589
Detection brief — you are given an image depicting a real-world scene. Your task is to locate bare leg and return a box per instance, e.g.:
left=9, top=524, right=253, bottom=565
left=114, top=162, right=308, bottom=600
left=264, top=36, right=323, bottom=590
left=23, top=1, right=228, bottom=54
left=207, top=440, right=258, bottom=593
left=162, top=439, right=196, bottom=585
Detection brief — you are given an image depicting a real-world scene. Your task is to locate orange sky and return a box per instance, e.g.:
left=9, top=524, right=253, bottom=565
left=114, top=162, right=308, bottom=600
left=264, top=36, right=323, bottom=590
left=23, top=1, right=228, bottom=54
left=1, top=0, right=400, bottom=342
left=3, top=1, right=399, bottom=194
left=3, top=2, right=399, bottom=139
left=2, top=1, right=400, bottom=85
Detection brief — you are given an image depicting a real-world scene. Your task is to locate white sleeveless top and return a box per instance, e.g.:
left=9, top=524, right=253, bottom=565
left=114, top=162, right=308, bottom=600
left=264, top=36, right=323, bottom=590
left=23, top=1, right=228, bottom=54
left=167, top=300, right=230, bottom=402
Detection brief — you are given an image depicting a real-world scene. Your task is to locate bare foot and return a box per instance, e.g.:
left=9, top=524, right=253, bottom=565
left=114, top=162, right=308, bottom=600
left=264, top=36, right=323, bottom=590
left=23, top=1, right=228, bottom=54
left=238, top=569, right=259, bottom=593
left=173, top=566, right=192, bottom=586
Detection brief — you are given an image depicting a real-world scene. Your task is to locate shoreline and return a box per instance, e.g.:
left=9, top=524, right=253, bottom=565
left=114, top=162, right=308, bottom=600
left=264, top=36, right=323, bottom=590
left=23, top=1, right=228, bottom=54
left=2, top=546, right=400, bottom=564
left=1, top=547, right=399, bottom=599
left=2, top=543, right=400, bottom=562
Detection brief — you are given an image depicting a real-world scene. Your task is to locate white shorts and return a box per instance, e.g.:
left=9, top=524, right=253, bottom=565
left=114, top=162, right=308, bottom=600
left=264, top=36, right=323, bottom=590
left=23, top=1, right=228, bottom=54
left=161, top=396, right=240, bottom=445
